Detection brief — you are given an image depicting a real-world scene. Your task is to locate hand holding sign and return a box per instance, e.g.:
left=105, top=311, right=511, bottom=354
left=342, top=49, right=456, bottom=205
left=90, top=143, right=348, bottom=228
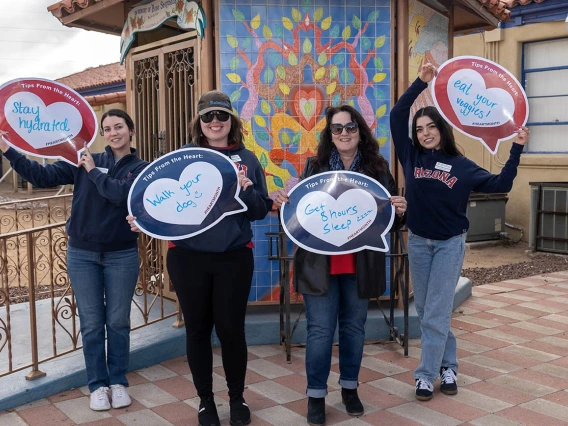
left=0, top=78, right=97, bottom=165
left=128, top=148, right=248, bottom=240
left=431, top=56, right=529, bottom=154
left=281, top=171, right=395, bottom=255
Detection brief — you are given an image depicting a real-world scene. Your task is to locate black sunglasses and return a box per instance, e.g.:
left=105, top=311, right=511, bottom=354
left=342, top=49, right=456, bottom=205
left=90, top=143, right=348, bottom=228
left=200, top=110, right=231, bottom=123
left=330, top=122, right=358, bottom=135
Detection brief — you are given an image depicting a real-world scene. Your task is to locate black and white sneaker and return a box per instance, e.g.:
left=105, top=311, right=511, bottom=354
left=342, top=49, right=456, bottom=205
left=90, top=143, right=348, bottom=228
left=415, top=378, right=434, bottom=401
left=229, top=395, right=251, bottom=425
left=440, top=367, right=458, bottom=395
left=198, top=395, right=220, bottom=426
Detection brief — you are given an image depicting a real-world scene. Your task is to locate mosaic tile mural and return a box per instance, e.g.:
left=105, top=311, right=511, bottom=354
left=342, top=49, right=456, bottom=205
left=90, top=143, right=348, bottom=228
left=218, top=0, right=392, bottom=302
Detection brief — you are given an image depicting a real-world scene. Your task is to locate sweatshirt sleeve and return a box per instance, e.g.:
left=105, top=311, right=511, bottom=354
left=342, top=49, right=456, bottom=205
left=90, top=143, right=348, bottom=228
left=390, top=77, right=428, bottom=164
left=471, top=143, right=523, bottom=193
left=87, top=160, right=149, bottom=206
left=3, top=147, right=75, bottom=187
left=240, top=156, right=272, bottom=221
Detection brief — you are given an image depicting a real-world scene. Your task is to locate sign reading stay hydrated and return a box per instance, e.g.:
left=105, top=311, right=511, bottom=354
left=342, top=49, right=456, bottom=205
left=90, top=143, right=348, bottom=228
left=281, top=171, right=395, bottom=255
left=0, top=78, right=97, bottom=165
left=128, top=148, right=247, bottom=240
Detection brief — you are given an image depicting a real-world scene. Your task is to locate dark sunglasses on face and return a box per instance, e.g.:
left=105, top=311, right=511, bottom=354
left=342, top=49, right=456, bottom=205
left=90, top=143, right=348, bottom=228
left=330, top=122, right=358, bottom=135
left=200, top=110, right=231, bottom=123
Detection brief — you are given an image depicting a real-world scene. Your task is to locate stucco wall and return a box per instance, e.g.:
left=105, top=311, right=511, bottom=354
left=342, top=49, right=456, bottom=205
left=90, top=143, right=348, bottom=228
left=453, top=21, right=568, bottom=242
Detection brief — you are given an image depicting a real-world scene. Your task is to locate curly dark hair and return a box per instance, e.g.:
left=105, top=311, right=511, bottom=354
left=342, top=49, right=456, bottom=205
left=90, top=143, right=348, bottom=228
left=190, top=113, right=245, bottom=147
left=99, top=109, right=135, bottom=140
left=314, top=104, right=389, bottom=180
left=412, top=106, right=462, bottom=156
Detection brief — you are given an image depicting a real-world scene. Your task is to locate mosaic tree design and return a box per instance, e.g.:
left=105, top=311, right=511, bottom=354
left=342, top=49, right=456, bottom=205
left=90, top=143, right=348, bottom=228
left=221, top=1, right=391, bottom=196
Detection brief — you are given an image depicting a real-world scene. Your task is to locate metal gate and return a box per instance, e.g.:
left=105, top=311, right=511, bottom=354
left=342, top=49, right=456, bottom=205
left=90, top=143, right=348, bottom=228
left=129, top=33, right=200, bottom=301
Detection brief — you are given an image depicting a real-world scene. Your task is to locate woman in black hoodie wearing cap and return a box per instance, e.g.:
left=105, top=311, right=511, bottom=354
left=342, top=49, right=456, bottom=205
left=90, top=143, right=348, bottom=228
left=129, top=91, right=271, bottom=426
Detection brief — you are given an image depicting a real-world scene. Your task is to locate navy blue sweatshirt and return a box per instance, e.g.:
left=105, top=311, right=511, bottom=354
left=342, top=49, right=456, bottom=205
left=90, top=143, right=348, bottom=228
left=390, top=78, right=523, bottom=240
left=171, top=142, right=272, bottom=252
left=4, top=146, right=148, bottom=251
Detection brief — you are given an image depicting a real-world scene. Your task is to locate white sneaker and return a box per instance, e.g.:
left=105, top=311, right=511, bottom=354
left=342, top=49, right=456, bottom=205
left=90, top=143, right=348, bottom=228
left=110, top=384, right=132, bottom=409
left=90, top=387, right=111, bottom=411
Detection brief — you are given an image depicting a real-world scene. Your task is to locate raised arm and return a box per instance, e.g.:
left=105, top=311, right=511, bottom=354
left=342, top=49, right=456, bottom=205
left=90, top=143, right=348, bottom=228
left=0, top=138, right=75, bottom=187
left=390, top=63, right=436, bottom=163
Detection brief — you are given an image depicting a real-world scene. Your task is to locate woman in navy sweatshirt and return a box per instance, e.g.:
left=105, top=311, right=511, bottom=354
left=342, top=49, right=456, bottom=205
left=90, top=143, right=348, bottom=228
left=0, top=109, right=148, bottom=411
left=390, top=63, right=529, bottom=401
left=129, top=91, right=271, bottom=426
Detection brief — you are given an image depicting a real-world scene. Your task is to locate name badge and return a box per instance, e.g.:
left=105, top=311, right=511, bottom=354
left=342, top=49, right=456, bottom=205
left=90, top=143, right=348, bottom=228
left=230, top=155, right=242, bottom=162
left=435, top=162, right=452, bottom=173
left=97, top=167, right=109, bottom=174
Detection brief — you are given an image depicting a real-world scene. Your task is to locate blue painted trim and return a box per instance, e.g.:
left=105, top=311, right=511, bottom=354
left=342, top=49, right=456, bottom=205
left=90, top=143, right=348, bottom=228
left=527, top=95, right=568, bottom=99
left=524, top=66, right=568, bottom=73
left=501, top=0, right=568, bottom=28
left=527, top=119, right=568, bottom=125
left=78, top=82, right=126, bottom=97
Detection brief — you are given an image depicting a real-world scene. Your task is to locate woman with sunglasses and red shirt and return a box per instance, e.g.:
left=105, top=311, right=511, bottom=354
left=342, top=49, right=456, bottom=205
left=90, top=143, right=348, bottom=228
left=130, top=91, right=271, bottom=426
left=273, top=105, right=407, bottom=426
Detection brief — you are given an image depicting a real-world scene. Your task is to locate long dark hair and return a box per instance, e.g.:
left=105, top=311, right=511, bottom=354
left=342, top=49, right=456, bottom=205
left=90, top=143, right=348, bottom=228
left=412, top=106, right=462, bottom=156
left=99, top=109, right=135, bottom=138
left=315, top=104, right=388, bottom=180
left=190, top=114, right=244, bottom=147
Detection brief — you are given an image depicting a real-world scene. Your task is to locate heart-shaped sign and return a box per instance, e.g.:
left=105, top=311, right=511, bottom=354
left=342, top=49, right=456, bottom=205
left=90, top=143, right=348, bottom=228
left=143, top=161, right=222, bottom=225
left=431, top=56, right=529, bottom=154
left=0, top=78, right=97, bottom=165
left=447, top=69, right=515, bottom=128
left=4, top=92, right=83, bottom=150
left=289, top=85, right=325, bottom=131
left=296, top=189, right=377, bottom=247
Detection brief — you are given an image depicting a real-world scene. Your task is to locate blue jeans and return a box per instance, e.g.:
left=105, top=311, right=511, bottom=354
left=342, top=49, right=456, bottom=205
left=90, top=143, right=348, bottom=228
left=67, top=245, right=140, bottom=392
left=408, top=230, right=466, bottom=382
left=303, top=274, right=369, bottom=398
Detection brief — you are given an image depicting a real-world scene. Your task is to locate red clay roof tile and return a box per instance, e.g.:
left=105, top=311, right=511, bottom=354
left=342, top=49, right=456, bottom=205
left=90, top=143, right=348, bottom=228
left=56, top=62, right=125, bottom=91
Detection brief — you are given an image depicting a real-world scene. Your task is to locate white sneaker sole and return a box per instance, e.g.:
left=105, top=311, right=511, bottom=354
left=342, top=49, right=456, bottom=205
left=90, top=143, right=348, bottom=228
left=90, top=404, right=111, bottom=411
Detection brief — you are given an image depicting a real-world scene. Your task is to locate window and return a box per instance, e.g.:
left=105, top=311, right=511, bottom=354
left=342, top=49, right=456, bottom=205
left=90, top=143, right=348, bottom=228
left=523, top=38, right=568, bottom=153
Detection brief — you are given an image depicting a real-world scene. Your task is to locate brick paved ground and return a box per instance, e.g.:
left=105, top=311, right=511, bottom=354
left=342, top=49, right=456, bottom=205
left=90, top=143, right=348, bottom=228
left=1, top=271, right=568, bottom=426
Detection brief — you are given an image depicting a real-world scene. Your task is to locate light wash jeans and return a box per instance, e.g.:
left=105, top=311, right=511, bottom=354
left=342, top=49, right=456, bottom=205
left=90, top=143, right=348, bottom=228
left=408, top=230, right=466, bottom=383
left=67, top=245, right=140, bottom=392
left=303, top=274, right=369, bottom=398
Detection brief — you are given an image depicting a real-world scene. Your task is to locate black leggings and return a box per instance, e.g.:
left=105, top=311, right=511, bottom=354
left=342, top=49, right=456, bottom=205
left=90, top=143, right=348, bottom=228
left=166, top=245, right=253, bottom=399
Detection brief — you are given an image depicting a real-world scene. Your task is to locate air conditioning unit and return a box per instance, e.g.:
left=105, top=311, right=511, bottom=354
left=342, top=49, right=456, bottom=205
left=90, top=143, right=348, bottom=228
left=466, top=193, right=508, bottom=242
left=529, top=182, right=568, bottom=254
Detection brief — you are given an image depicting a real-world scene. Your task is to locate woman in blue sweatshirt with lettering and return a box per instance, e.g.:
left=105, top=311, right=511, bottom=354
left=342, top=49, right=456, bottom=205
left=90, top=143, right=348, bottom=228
left=0, top=109, right=148, bottom=411
left=390, top=63, right=529, bottom=401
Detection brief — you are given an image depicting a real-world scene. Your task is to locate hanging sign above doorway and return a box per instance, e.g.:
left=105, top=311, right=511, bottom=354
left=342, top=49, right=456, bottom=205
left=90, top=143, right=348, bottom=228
left=120, top=0, right=206, bottom=64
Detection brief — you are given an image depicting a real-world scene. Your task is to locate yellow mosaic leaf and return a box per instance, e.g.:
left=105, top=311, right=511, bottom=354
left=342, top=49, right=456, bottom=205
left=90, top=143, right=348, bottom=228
left=292, top=8, right=301, bottom=22
left=261, top=100, right=271, bottom=115
left=326, top=81, right=337, bottom=95
left=321, top=16, right=332, bottom=30
left=342, top=25, right=351, bottom=40
left=375, top=104, right=387, bottom=118
left=373, top=73, right=387, bottom=83
left=317, top=51, right=327, bottom=66
left=226, top=73, right=242, bottom=83
left=375, top=35, right=386, bottom=48
left=263, top=25, right=272, bottom=40
left=377, top=137, right=387, bottom=146
left=303, top=38, right=312, bottom=54
left=226, top=34, right=238, bottom=48
left=254, top=115, right=267, bottom=127
left=251, top=14, right=261, bottom=29
left=314, top=67, right=326, bottom=80
left=279, top=82, right=290, bottom=95
left=288, top=52, right=298, bottom=66
left=282, top=17, right=293, bottom=30
left=314, top=8, right=323, bottom=22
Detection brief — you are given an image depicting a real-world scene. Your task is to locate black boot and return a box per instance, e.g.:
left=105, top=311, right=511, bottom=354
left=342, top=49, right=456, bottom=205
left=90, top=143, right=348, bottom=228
left=229, top=394, right=251, bottom=425
left=341, top=388, right=364, bottom=417
left=307, top=397, right=325, bottom=426
left=198, top=395, right=220, bottom=426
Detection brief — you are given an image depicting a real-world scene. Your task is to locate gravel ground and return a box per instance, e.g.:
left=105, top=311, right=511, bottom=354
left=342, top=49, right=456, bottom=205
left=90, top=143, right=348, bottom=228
left=462, top=252, right=568, bottom=286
